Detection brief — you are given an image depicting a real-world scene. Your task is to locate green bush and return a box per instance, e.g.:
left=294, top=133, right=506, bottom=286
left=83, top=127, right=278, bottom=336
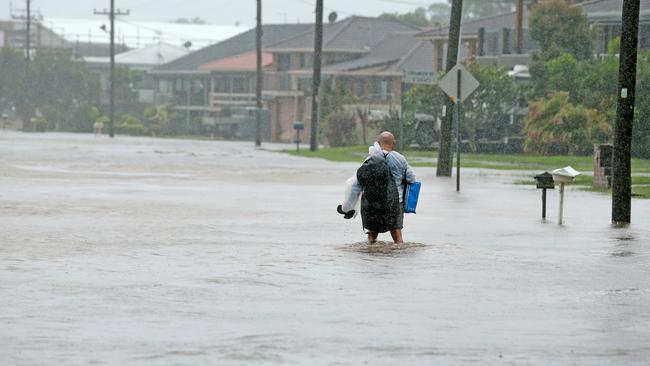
left=324, top=110, right=358, bottom=147
left=377, top=110, right=416, bottom=149
left=523, top=92, right=611, bottom=155
left=116, top=123, right=147, bottom=136
left=34, top=118, right=48, bottom=132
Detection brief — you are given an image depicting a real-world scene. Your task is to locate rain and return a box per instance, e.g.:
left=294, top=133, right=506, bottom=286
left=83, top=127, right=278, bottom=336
left=1, top=0, right=650, bottom=365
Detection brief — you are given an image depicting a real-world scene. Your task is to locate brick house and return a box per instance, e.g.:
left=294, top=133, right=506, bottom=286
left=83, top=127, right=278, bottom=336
left=150, top=17, right=435, bottom=143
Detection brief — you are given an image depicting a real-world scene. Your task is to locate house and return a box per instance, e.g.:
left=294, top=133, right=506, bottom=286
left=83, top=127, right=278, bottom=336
left=582, top=0, right=650, bottom=53
left=84, top=42, right=190, bottom=104
left=416, top=0, right=650, bottom=71
left=151, top=17, right=435, bottom=142
left=0, top=19, right=66, bottom=52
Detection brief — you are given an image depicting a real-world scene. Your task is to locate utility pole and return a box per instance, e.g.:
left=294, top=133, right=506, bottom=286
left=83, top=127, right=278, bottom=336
left=26, top=0, right=31, bottom=60
left=94, top=2, right=130, bottom=138
left=436, top=0, right=463, bottom=177
left=612, top=0, right=640, bottom=224
left=255, top=0, right=263, bottom=147
left=515, top=0, right=524, bottom=54
left=309, top=0, right=323, bottom=151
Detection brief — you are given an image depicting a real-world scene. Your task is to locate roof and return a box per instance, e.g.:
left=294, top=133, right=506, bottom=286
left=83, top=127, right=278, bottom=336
left=323, top=32, right=433, bottom=74
left=266, top=16, right=420, bottom=52
left=581, top=0, right=650, bottom=24
left=41, top=17, right=245, bottom=50
left=83, top=42, right=189, bottom=67
left=157, top=23, right=312, bottom=71
left=417, top=10, right=529, bottom=38
left=418, top=0, right=650, bottom=38
left=198, top=51, right=273, bottom=71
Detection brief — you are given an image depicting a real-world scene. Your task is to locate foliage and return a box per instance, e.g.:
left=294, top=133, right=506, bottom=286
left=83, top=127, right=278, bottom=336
left=116, top=123, right=147, bottom=136
left=380, top=8, right=431, bottom=28
left=377, top=109, right=416, bottom=149
left=321, top=85, right=361, bottom=147
left=0, top=47, right=36, bottom=130
left=463, top=62, right=519, bottom=151
left=528, top=0, right=594, bottom=61
left=523, top=92, right=612, bottom=155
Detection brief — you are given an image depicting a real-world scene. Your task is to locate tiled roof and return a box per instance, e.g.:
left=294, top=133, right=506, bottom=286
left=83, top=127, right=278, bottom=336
left=198, top=51, right=273, bottom=71
left=157, top=23, right=312, bottom=71
left=266, top=16, right=419, bottom=51
left=324, top=32, right=433, bottom=73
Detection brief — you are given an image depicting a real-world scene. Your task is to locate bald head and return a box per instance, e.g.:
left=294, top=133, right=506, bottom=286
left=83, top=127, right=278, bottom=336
left=378, top=131, right=396, bottom=151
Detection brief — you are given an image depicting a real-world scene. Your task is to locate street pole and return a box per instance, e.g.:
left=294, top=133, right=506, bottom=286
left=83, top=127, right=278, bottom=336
left=255, top=0, right=263, bottom=147
left=94, top=3, right=129, bottom=139
left=456, top=68, right=462, bottom=192
left=612, top=0, right=640, bottom=224
left=109, top=0, right=115, bottom=138
left=515, top=0, right=524, bottom=54
left=309, top=0, right=323, bottom=151
left=437, top=0, right=463, bottom=177
left=26, top=0, right=31, bottom=60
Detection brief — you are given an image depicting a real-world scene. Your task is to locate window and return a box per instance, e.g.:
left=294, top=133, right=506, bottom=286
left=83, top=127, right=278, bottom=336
left=277, top=54, right=291, bottom=71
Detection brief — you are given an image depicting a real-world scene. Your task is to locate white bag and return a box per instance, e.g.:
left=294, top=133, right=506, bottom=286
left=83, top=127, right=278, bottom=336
left=342, top=176, right=361, bottom=217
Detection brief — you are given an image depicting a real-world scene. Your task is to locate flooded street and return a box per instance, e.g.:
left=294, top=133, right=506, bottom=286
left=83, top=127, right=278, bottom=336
left=1, top=131, right=649, bottom=365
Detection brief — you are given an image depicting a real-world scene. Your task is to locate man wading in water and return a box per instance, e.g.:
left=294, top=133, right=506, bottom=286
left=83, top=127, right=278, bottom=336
left=338, top=132, right=416, bottom=245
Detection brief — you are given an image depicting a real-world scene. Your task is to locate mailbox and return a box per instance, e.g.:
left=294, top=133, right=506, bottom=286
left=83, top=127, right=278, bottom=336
left=534, top=172, right=555, bottom=189
left=293, top=121, right=305, bottom=131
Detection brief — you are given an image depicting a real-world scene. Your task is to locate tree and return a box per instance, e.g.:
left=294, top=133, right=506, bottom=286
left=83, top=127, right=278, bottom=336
left=320, top=85, right=360, bottom=147
left=32, top=49, right=100, bottom=131
left=0, top=47, right=36, bottom=131
left=528, top=0, right=594, bottom=61
left=463, top=62, right=518, bottom=151
left=380, top=8, right=430, bottom=28
left=523, top=92, right=612, bottom=155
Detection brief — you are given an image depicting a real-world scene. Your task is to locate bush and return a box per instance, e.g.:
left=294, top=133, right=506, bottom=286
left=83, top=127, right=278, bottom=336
left=116, top=123, right=147, bottom=136
left=377, top=110, right=416, bottom=149
left=34, top=118, right=48, bottom=132
left=324, top=110, right=358, bottom=147
left=523, top=92, right=612, bottom=155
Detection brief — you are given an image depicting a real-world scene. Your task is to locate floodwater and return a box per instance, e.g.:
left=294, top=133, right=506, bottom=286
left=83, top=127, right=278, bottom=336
left=1, top=131, right=649, bottom=365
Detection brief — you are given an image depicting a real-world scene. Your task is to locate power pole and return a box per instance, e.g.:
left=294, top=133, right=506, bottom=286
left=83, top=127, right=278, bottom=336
left=94, top=2, right=130, bottom=138
left=436, top=0, right=463, bottom=177
left=26, top=0, right=31, bottom=60
left=255, top=0, right=263, bottom=147
left=515, top=0, right=524, bottom=54
left=612, top=0, right=640, bottom=224
left=309, top=0, right=323, bottom=151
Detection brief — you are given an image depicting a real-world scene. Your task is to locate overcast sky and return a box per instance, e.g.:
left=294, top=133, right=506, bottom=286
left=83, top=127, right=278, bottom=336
left=2, top=0, right=447, bottom=26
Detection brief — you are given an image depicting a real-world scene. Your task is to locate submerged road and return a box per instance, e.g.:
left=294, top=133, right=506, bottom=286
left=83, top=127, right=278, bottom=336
left=1, top=131, right=649, bottom=365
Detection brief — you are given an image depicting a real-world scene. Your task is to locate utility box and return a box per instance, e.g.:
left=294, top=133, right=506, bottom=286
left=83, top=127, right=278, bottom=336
left=594, top=144, right=613, bottom=188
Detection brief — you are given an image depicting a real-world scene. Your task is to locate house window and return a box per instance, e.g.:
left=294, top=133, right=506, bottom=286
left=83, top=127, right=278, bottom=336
left=277, top=54, right=291, bottom=71
left=355, top=79, right=366, bottom=97
left=232, top=77, right=246, bottom=93
left=641, top=24, right=650, bottom=49
left=373, top=78, right=389, bottom=101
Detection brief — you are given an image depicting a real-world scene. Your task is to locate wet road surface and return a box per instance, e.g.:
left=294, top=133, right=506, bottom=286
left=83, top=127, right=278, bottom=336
left=1, top=132, right=649, bottom=365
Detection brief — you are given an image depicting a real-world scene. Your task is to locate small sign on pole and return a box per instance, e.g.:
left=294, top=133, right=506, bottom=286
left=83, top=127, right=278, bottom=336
left=438, top=64, right=480, bottom=192
left=403, top=71, right=438, bottom=85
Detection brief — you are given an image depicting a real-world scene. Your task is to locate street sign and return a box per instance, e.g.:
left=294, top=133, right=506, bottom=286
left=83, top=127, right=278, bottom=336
left=403, top=71, right=437, bottom=85
left=438, top=64, right=480, bottom=101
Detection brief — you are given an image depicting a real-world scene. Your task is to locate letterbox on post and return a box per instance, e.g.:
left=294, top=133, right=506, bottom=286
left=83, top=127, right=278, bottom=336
left=293, top=121, right=304, bottom=152
left=534, top=172, right=555, bottom=219
left=552, top=166, right=581, bottom=225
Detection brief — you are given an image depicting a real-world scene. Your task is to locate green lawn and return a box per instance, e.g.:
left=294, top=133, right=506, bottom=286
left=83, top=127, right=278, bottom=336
left=284, top=145, right=650, bottom=173
left=282, top=145, right=650, bottom=199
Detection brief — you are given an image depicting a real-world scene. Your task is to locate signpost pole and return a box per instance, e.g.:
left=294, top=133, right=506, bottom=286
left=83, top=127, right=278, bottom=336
left=558, top=182, right=565, bottom=225
left=456, top=68, right=462, bottom=192
left=542, top=188, right=547, bottom=219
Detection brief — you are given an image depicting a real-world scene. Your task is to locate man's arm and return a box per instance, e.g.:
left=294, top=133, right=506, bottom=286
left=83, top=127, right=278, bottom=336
left=405, top=165, right=416, bottom=183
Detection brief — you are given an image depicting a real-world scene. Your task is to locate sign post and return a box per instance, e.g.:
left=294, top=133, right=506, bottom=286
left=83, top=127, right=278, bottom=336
left=437, top=64, right=480, bottom=192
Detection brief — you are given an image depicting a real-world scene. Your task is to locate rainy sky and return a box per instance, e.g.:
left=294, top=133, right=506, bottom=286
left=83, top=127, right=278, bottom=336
left=2, top=0, right=447, bottom=26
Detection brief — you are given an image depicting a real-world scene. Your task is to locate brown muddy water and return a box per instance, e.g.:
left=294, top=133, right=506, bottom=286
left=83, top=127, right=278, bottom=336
left=1, top=131, right=649, bottom=365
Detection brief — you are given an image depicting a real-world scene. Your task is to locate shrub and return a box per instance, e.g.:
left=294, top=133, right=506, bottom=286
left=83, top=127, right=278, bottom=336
left=324, top=110, right=358, bottom=147
left=523, top=92, right=611, bottom=155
